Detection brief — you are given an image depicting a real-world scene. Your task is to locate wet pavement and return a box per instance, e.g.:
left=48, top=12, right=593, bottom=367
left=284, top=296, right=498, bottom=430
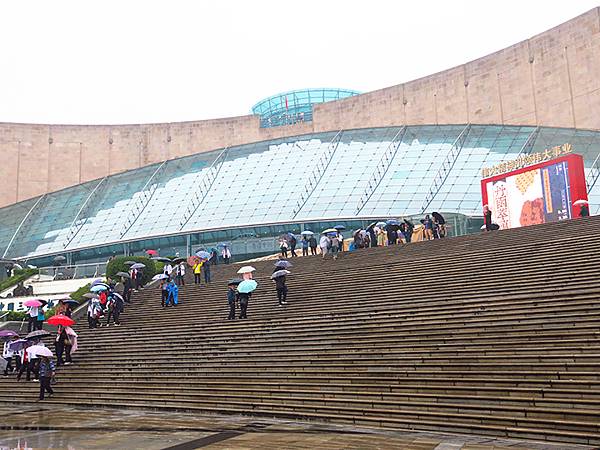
left=0, top=405, right=594, bottom=449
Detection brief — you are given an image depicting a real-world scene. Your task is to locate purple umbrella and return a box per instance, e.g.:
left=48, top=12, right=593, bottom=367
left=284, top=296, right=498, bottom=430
left=0, top=330, right=18, bottom=339
left=9, top=339, right=29, bottom=352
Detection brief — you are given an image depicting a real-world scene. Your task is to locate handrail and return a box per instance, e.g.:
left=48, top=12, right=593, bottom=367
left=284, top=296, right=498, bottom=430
left=420, top=124, right=471, bottom=213
left=355, top=127, right=407, bottom=215
left=2, top=194, right=47, bottom=259
left=179, top=147, right=230, bottom=231
left=586, top=151, right=600, bottom=193
left=63, top=177, right=108, bottom=249
left=516, top=126, right=540, bottom=157
left=292, top=130, right=343, bottom=219
left=119, top=161, right=168, bottom=239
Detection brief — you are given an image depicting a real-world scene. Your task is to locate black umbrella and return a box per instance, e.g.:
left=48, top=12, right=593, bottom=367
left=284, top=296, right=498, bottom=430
left=227, top=278, right=244, bottom=286
left=333, top=225, right=346, bottom=231
left=25, top=330, right=51, bottom=340
left=432, top=212, right=446, bottom=225
left=172, top=258, right=186, bottom=264
left=116, top=271, right=131, bottom=278
left=62, top=299, right=79, bottom=307
left=152, top=257, right=173, bottom=263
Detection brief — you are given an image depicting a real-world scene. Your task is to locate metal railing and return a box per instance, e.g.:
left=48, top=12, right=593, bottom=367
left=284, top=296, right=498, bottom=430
left=292, top=130, right=343, bottom=219
left=420, top=124, right=471, bottom=213
left=37, top=262, right=107, bottom=281
left=179, top=147, right=230, bottom=231
left=587, top=152, right=600, bottom=194
left=355, top=127, right=407, bottom=215
left=516, top=126, right=540, bottom=158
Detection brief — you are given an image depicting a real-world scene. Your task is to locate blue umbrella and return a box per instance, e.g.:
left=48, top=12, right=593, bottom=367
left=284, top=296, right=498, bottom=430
left=300, top=230, right=314, bottom=236
left=386, top=219, right=400, bottom=226
left=237, top=279, right=258, bottom=294
left=196, top=251, right=211, bottom=260
left=90, top=284, right=108, bottom=293
left=333, top=225, right=346, bottom=230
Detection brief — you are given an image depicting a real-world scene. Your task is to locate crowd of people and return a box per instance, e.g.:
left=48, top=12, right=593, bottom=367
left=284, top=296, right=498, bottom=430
left=2, top=297, right=79, bottom=401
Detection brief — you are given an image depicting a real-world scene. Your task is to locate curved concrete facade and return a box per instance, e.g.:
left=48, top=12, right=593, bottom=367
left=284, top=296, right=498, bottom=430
left=1, top=7, right=599, bottom=208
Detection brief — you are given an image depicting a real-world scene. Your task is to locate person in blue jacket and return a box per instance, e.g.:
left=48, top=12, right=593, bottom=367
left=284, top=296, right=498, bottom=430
left=166, top=279, right=179, bottom=307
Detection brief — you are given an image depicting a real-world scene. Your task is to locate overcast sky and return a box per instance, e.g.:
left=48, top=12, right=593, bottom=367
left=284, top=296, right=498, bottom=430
left=0, top=1, right=597, bottom=125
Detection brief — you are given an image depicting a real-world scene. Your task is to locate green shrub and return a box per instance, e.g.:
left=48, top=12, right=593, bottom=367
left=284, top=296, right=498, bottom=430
left=0, top=268, right=37, bottom=293
left=2, top=311, right=27, bottom=321
left=70, top=283, right=91, bottom=302
left=106, top=256, right=157, bottom=286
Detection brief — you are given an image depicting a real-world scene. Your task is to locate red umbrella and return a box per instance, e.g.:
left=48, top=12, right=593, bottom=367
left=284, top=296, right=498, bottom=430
left=47, top=314, right=75, bottom=327
left=187, top=255, right=200, bottom=266
left=146, top=249, right=158, bottom=256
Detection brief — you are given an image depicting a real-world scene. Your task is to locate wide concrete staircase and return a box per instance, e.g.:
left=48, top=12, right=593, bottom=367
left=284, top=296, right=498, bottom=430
left=2, top=217, right=600, bottom=445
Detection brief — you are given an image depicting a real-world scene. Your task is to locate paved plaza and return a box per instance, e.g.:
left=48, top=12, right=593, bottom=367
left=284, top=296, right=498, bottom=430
left=0, top=406, right=593, bottom=450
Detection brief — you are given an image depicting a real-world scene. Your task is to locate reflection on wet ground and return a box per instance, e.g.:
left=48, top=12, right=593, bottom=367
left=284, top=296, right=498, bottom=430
left=0, top=405, right=593, bottom=450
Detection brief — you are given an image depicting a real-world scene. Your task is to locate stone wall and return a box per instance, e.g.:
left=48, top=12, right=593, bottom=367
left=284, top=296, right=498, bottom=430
left=1, top=7, right=599, bottom=208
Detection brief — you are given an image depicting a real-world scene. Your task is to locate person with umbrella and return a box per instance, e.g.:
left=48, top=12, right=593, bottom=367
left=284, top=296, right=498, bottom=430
left=421, top=215, right=434, bottom=240
left=203, top=257, right=211, bottom=284
left=54, top=324, right=73, bottom=366
left=236, top=280, right=257, bottom=319
left=160, top=278, right=170, bottom=307
left=35, top=301, right=46, bottom=331
left=166, top=278, right=179, bottom=307
left=319, top=234, right=331, bottom=258
left=210, top=248, right=218, bottom=265
left=226, top=280, right=240, bottom=320
left=483, top=205, right=493, bottom=232
left=308, top=234, right=318, bottom=256
left=176, top=262, right=186, bottom=286
left=576, top=200, right=590, bottom=217
left=301, top=235, right=309, bottom=256
left=26, top=301, right=40, bottom=333
left=288, top=234, right=298, bottom=257
left=163, top=261, right=173, bottom=278
left=330, top=233, right=341, bottom=260
left=122, top=274, right=133, bottom=303
left=87, top=298, right=102, bottom=329
left=432, top=212, right=446, bottom=238
left=279, top=238, right=289, bottom=258
left=272, top=270, right=289, bottom=306
left=37, top=350, right=56, bottom=401
left=2, top=334, right=20, bottom=376
left=192, top=259, right=203, bottom=284
left=221, top=245, right=232, bottom=264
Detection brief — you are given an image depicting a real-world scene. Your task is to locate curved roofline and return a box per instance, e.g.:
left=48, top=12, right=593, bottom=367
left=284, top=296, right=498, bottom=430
left=251, top=88, right=360, bottom=110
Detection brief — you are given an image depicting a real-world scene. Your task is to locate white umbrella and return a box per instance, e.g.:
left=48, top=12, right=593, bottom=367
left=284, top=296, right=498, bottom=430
left=152, top=273, right=169, bottom=281
left=573, top=199, right=589, bottom=206
left=131, top=263, right=146, bottom=269
left=27, top=345, right=53, bottom=358
left=237, top=266, right=256, bottom=274
left=480, top=224, right=487, bottom=230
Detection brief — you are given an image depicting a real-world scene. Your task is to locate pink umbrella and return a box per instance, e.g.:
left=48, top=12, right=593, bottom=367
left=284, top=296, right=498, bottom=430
left=23, top=299, right=42, bottom=307
left=146, top=249, right=158, bottom=256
